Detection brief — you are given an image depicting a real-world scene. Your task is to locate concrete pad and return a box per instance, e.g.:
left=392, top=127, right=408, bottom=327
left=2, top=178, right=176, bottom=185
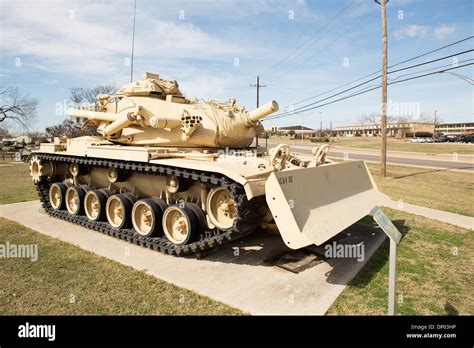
left=0, top=200, right=386, bottom=315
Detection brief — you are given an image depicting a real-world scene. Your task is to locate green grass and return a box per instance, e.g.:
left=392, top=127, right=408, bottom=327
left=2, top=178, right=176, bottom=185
left=1, top=155, right=472, bottom=315
left=367, top=163, right=474, bottom=217
left=268, top=136, right=474, bottom=154
left=0, top=161, right=242, bottom=315
left=0, top=161, right=37, bottom=204
left=0, top=218, right=243, bottom=315
left=328, top=209, right=474, bottom=315
left=330, top=137, right=474, bottom=155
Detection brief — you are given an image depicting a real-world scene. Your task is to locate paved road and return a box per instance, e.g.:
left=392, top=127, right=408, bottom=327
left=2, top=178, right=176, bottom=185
left=266, top=143, right=474, bottom=171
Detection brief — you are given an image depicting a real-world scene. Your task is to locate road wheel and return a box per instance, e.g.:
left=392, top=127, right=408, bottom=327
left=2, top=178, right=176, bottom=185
left=49, top=183, right=69, bottom=210
left=132, top=198, right=167, bottom=237
left=105, top=193, right=136, bottom=229
left=162, top=204, right=199, bottom=245
left=206, top=187, right=237, bottom=230
left=84, top=189, right=111, bottom=222
left=65, top=185, right=90, bottom=215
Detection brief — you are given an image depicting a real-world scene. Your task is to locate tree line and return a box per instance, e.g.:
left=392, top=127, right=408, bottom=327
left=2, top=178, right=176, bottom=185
left=0, top=84, right=116, bottom=140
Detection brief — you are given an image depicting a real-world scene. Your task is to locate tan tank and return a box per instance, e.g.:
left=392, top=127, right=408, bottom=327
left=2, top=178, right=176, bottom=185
left=29, top=72, right=388, bottom=256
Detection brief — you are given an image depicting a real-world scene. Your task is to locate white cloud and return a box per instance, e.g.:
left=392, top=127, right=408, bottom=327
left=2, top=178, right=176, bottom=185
left=394, top=25, right=430, bottom=40
left=0, top=0, right=244, bottom=79
left=434, top=24, right=456, bottom=40
left=394, top=23, right=456, bottom=41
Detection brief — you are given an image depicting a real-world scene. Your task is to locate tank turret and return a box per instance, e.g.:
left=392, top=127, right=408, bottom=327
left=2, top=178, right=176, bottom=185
left=67, top=72, right=278, bottom=148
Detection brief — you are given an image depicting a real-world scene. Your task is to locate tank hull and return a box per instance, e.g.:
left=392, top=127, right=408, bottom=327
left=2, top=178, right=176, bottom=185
left=29, top=138, right=388, bottom=256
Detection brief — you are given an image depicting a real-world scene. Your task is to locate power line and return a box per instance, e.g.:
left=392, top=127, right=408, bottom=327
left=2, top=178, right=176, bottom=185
left=281, top=35, right=474, bottom=108
left=388, top=58, right=474, bottom=81
left=265, top=62, right=473, bottom=120
left=267, top=4, right=379, bottom=85
left=261, top=0, right=362, bottom=82
left=271, top=49, right=473, bottom=118
left=237, top=1, right=365, bottom=99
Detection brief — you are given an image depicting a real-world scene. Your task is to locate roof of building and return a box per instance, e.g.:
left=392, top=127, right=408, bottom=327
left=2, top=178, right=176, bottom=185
left=335, top=121, right=434, bottom=129
left=278, top=125, right=315, bottom=131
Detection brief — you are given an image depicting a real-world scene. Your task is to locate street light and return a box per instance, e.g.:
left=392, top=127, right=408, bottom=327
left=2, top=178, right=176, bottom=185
left=439, top=71, right=474, bottom=85
left=299, top=112, right=321, bottom=146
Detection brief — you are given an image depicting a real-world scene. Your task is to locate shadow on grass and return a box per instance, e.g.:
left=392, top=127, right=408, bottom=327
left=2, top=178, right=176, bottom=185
left=391, top=166, right=473, bottom=180
left=444, top=302, right=459, bottom=315
left=347, top=219, right=410, bottom=288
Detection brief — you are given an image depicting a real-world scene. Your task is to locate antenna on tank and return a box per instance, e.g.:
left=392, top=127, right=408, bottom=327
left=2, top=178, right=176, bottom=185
left=130, top=0, right=137, bottom=82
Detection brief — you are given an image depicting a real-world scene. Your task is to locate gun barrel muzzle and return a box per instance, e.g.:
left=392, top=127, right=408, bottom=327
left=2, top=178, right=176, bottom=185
left=247, top=100, right=279, bottom=122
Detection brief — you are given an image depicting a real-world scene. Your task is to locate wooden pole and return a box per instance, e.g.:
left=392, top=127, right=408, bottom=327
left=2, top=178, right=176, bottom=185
left=250, top=76, right=266, bottom=148
left=130, top=0, right=137, bottom=83
left=379, top=0, right=388, bottom=177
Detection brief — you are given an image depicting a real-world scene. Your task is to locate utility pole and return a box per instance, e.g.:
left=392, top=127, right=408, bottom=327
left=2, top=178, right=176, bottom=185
left=250, top=76, right=266, bottom=147
left=375, top=0, right=389, bottom=178
left=301, top=121, right=304, bottom=145
left=298, top=114, right=307, bottom=146
left=130, top=0, right=137, bottom=82
left=434, top=109, right=438, bottom=137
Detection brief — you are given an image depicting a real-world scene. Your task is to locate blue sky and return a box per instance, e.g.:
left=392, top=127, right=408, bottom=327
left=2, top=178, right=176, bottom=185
left=0, top=0, right=472, bottom=132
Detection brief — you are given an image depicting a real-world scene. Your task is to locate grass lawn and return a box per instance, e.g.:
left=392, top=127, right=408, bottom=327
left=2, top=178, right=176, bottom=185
left=0, top=160, right=37, bottom=204
left=367, top=163, right=474, bottom=217
left=0, top=157, right=472, bottom=315
left=329, top=136, right=474, bottom=155
left=329, top=209, right=474, bottom=315
left=0, top=218, right=242, bottom=315
left=268, top=136, right=474, bottom=155
left=0, top=161, right=242, bottom=315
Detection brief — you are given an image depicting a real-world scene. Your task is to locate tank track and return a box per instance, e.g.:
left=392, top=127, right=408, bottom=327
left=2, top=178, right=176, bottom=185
left=34, top=153, right=261, bottom=256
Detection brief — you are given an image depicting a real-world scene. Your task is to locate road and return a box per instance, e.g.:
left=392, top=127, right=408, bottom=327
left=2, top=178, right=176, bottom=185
left=266, top=143, right=474, bottom=171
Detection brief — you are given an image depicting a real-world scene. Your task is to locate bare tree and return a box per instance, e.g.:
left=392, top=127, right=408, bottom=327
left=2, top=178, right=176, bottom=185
left=0, top=85, right=38, bottom=130
left=359, top=112, right=380, bottom=126
left=46, top=119, right=88, bottom=138
left=393, top=115, right=412, bottom=124
left=69, top=85, right=117, bottom=108
left=0, top=125, right=10, bottom=139
left=417, top=112, right=442, bottom=124
left=46, top=84, right=118, bottom=139
left=356, top=114, right=368, bottom=126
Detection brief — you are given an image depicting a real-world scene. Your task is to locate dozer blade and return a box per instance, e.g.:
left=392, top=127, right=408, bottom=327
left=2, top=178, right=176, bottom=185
left=265, top=160, right=388, bottom=250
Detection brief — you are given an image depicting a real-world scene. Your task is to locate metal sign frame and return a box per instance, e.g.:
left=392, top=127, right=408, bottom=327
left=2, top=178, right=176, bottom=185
left=371, top=206, right=402, bottom=315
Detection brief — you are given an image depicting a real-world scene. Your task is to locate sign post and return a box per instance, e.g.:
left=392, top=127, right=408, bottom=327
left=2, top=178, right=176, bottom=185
left=371, top=206, right=402, bottom=315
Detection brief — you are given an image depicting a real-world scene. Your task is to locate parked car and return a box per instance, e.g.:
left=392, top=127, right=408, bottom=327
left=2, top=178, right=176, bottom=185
left=460, top=134, right=474, bottom=143
left=435, top=135, right=448, bottom=142
left=410, top=137, right=435, bottom=143
left=447, top=135, right=458, bottom=142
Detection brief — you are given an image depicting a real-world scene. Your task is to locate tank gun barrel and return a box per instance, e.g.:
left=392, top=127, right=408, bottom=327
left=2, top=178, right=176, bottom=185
left=247, top=100, right=279, bottom=122
left=66, top=108, right=120, bottom=122
left=67, top=108, right=142, bottom=137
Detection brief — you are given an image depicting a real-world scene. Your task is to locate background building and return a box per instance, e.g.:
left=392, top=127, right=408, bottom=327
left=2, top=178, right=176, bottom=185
left=336, top=122, right=435, bottom=138
left=270, top=125, right=315, bottom=135
left=435, top=122, right=474, bottom=135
